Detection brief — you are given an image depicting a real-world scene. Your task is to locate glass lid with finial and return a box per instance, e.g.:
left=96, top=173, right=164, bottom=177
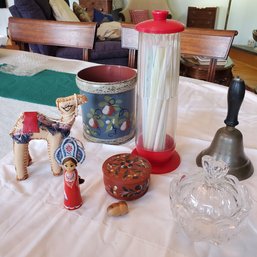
left=169, top=155, right=251, bottom=244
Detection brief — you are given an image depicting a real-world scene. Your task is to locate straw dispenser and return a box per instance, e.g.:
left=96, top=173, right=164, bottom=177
left=132, top=10, right=184, bottom=174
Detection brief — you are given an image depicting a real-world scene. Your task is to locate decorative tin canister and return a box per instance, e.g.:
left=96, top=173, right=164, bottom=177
left=76, top=65, right=137, bottom=144
left=102, top=153, right=151, bottom=200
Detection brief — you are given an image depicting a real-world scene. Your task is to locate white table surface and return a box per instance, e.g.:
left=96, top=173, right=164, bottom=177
left=0, top=49, right=257, bottom=257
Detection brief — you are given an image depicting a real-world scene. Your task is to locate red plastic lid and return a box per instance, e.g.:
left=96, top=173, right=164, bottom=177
left=135, top=10, right=184, bottom=34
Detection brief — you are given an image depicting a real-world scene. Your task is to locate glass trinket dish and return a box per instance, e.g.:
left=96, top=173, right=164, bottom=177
left=169, top=155, right=251, bottom=244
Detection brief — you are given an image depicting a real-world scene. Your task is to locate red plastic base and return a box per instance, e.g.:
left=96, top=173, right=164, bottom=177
left=131, top=148, right=180, bottom=174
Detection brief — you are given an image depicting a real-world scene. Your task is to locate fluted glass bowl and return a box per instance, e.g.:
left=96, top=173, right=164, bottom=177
left=170, top=155, right=251, bottom=244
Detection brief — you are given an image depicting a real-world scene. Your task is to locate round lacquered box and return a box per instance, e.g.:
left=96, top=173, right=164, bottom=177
left=102, top=153, right=151, bottom=200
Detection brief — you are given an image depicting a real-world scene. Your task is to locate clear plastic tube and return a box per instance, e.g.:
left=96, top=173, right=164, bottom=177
left=136, top=32, right=180, bottom=152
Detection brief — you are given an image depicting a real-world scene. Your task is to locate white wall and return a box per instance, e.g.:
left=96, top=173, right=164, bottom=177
left=167, top=0, right=257, bottom=45
left=69, top=0, right=78, bottom=6
left=0, top=0, right=13, bottom=38
left=227, top=0, right=257, bottom=45
left=0, top=9, right=10, bottom=37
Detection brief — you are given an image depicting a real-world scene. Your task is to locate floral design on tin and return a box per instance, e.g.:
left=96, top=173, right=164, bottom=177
left=86, top=95, right=132, bottom=138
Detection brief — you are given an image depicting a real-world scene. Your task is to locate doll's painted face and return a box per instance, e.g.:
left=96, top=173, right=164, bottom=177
left=63, top=159, right=76, bottom=173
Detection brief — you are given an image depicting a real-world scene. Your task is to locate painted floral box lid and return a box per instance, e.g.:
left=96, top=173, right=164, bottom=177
left=102, top=153, right=151, bottom=200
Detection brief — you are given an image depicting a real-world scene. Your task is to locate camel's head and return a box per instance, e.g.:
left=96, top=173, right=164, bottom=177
left=56, top=94, right=87, bottom=116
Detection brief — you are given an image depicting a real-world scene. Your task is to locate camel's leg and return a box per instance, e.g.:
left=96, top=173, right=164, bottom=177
left=47, top=133, right=63, bottom=176
left=27, top=151, right=32, bottom=166
left=13, top=142, right=29, bottom=180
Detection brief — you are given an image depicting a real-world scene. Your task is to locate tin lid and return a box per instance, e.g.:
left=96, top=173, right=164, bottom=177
left=102, top=153, right=151, bottom=183
left=135, top=10, right=184, bottom=34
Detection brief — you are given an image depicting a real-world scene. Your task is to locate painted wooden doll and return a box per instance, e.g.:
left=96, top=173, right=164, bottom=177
left=55, top=137, right=85, bottom=210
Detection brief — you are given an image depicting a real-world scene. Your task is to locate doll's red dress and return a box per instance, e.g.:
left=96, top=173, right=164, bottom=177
left=64, top=169, right=82, bottom=210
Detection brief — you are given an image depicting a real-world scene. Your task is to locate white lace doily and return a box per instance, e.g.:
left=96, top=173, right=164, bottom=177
left=0, top=52, right=48, bottom=76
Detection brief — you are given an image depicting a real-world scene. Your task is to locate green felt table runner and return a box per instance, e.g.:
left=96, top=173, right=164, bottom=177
left=0, top=69, right=79, bottom=106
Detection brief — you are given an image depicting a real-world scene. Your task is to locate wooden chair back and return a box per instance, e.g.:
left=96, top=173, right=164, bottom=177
left=181, top=28, right=237, bottom=82
left=8, top=17, right=97, bottom=61
left=186, top=7, right=217, bottom=29
left=121, top=23, right=138, bottom=68
left=121, top=24, right=237, bottom=82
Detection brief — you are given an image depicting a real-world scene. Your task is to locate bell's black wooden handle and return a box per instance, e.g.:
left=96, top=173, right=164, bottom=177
left=224, top=77, right=245, bottom=127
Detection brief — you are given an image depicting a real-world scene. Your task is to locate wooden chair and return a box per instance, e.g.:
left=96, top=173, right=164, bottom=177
left=8, top=17, right=97, bottom=61
left=181, top=28, right=237, bottom=82
left=121, top=25, right=237, bottom=83
left=121, top=23, right=138, bottom=68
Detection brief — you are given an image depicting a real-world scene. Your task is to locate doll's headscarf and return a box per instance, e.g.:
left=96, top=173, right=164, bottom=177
left=55, top=137, right=85, bottom=165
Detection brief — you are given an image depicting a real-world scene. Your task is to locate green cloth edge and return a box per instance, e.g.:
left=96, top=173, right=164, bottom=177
left=0, top=68, right=79, bottom=106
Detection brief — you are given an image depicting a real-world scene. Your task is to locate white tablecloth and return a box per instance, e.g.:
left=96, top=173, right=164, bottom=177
left=0, top=49, right=257, bottom=257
